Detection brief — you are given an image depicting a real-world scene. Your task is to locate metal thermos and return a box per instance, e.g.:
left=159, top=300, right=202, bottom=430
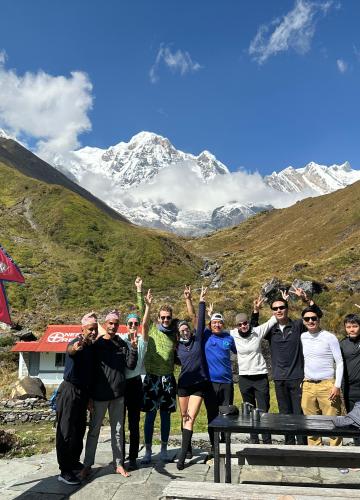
left=242, top=402, right=253, bottom=416
left=251, top=408, right=262, bottom=421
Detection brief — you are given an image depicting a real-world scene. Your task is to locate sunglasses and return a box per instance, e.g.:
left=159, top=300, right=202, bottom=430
left=128, top=321, right=139, bottom=327
left=271, top=305, right=287, bottom=311
left=160, top=315, right=172, bottom=320
left=303, top=316, right=318, bottom=322
left=238, top=321, right=248, bottom=327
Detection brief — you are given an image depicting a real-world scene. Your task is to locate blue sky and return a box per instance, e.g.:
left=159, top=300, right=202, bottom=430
left=0, top=0, right=359, bottom=174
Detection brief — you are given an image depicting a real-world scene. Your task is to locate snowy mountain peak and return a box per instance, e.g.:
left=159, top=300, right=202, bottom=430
left=52, top=131, right=360, bottom=235
left=265, top=161, right=359, bottom=195
left=129, top=130, right=168, bottom=145
left=0, top=128, right=12, bottom=140
left=65, top=131, right=229, bottom=189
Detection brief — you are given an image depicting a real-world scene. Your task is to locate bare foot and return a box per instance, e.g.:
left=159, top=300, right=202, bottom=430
left=115, top=465, right=130, bottom=477
left=78, top=466, right=92, bottom=480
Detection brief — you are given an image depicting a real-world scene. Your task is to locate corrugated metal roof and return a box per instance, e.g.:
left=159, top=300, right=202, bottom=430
left=11, top=324, right=133, bottom=353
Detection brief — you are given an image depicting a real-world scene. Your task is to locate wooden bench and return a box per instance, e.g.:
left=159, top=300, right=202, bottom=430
left=236, top=443, right=360, bottom=468
left=160, top=480, right=360, bottom=499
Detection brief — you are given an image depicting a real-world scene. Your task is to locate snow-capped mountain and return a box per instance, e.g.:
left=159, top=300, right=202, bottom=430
left=64, top=131, right=229, bottom=189
left=265, top=161, right=359, bottom=195
left=49, top=131, right=360, bottom=235
left=0, top=129, right=13, bottom=140
left=3, top=127, right=358, bottom=235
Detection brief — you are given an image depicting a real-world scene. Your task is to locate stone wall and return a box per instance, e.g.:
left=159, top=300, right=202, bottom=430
left=0, top=398, right=56, bottom=424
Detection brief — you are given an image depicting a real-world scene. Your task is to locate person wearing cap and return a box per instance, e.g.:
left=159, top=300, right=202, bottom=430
left=203, top=309, right=237, bottom=448
left=301, top=305, right=343, bottom=446
left=230, top=296, right=277, bottom=444
left=141, top=300, right=178, bottom=464
left=119, top=278, right=151, bottom=470
left=176, top=285, right=209, bottom=470
left=56, top=312, right=98, bottom=485
left=80, top=310, right=138, bottom=478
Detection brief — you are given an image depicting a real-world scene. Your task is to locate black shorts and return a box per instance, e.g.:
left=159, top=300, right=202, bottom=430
left=141, top=373, right=177, bottom=413
left=177, top=380, right=209, bottom=398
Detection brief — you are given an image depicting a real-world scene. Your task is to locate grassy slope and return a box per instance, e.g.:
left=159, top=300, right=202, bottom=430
left=185, top=181, right=360, bottom=333
left=0, top=160, right=201, bottom=331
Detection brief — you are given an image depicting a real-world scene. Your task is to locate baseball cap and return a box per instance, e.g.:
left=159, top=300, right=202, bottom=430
left=210, top=313, right=224, bottom=322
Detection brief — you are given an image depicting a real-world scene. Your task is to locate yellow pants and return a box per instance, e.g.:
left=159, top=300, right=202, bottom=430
left=301, top=379, right=342, bottom=446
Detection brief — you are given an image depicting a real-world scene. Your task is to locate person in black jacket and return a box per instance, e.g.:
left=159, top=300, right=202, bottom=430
left=340, top=313, right=360, bottom=446
left=56, top=311, right=98, bottom=485
left=265, top=288, right=321, bottom=445
left=81, top=310, right=138, bottom=478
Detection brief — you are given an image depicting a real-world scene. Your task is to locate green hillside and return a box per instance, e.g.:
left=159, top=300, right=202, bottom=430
left=185, top=181, right=360, bottom=334
left=1, top=135, right=360, bottom=337
left=0, top=160, right=201, bottom=331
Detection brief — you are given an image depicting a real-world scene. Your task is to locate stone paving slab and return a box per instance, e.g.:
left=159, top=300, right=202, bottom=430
left=1, top=430, right=360, bottom=499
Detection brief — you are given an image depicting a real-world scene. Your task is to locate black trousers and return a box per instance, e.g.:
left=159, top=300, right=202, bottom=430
left=56, top=380, right=88, bottom=474
left=274, top=378, right=307, bottom=445
left=344, top=391, right=360, bottom=446
left=124, top=375, right=143, bottom=460
left=238, top=374, right=272, bottom=444
left=204, top=381, right=233, bottom=446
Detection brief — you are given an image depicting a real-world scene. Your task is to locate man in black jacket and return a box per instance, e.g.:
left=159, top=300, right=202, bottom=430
left=265, top=288, right=321, bottom=445
left=340, top=313, right=360, bottom=445
left=81, top=310, right=138, bottom=478
left=56, top=312, right=98, bottom=485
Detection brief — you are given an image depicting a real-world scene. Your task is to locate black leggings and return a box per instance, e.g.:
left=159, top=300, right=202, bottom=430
left=124, top=375, right=143, bottom=460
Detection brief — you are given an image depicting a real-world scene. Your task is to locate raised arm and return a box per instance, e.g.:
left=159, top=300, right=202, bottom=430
left=196, top=286, right=207, bottom=338
left=67, top=335, right=85, bottom=356
left=250, top=296, right=264, bottom=327
left=252, top=296, right=277, bottom=338
left=184, top=285, right=197, bottom=329
left=142, top=289, right=152, bottom=342
left=135, top=276, right=145, bottom=318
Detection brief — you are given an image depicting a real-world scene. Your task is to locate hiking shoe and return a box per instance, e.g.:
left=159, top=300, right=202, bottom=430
left=58, top=472, right=81, bottom=485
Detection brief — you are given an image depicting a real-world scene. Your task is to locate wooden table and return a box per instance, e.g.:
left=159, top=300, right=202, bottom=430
left=209, top=412, right=360, bottom=483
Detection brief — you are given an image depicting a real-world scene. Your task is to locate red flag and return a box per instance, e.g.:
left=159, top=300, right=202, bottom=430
left=0, top=283, right=11, bottom=325
left=0, top=245, right=24, bottom=283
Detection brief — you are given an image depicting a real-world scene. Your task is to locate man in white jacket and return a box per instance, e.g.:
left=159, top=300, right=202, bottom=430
left=231, top=297, right=276, bottom=444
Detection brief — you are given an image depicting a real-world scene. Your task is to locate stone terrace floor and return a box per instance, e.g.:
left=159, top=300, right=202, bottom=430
left=1, top=429, right=360, bottom=499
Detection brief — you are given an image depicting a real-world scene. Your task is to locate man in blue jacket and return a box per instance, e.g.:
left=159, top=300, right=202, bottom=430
left=203, top=312, right=237, bottom=448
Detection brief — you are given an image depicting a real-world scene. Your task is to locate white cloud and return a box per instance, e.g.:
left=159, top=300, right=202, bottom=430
left=80, top=160, right=307, bottom=217
left=249, top=0, right=335, bottom=64
left=336, top=58, right=347, bottom=73
left=0, top=52, right=93, bottom=161
left=149, top=44, right=202, bottom=83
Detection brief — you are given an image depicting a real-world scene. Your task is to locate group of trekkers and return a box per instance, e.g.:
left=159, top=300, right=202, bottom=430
left=55, top=277, right=360, bottom=485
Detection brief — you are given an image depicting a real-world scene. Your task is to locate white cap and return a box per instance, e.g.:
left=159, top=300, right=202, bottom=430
left=210, top=313, right=224, bottom=322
